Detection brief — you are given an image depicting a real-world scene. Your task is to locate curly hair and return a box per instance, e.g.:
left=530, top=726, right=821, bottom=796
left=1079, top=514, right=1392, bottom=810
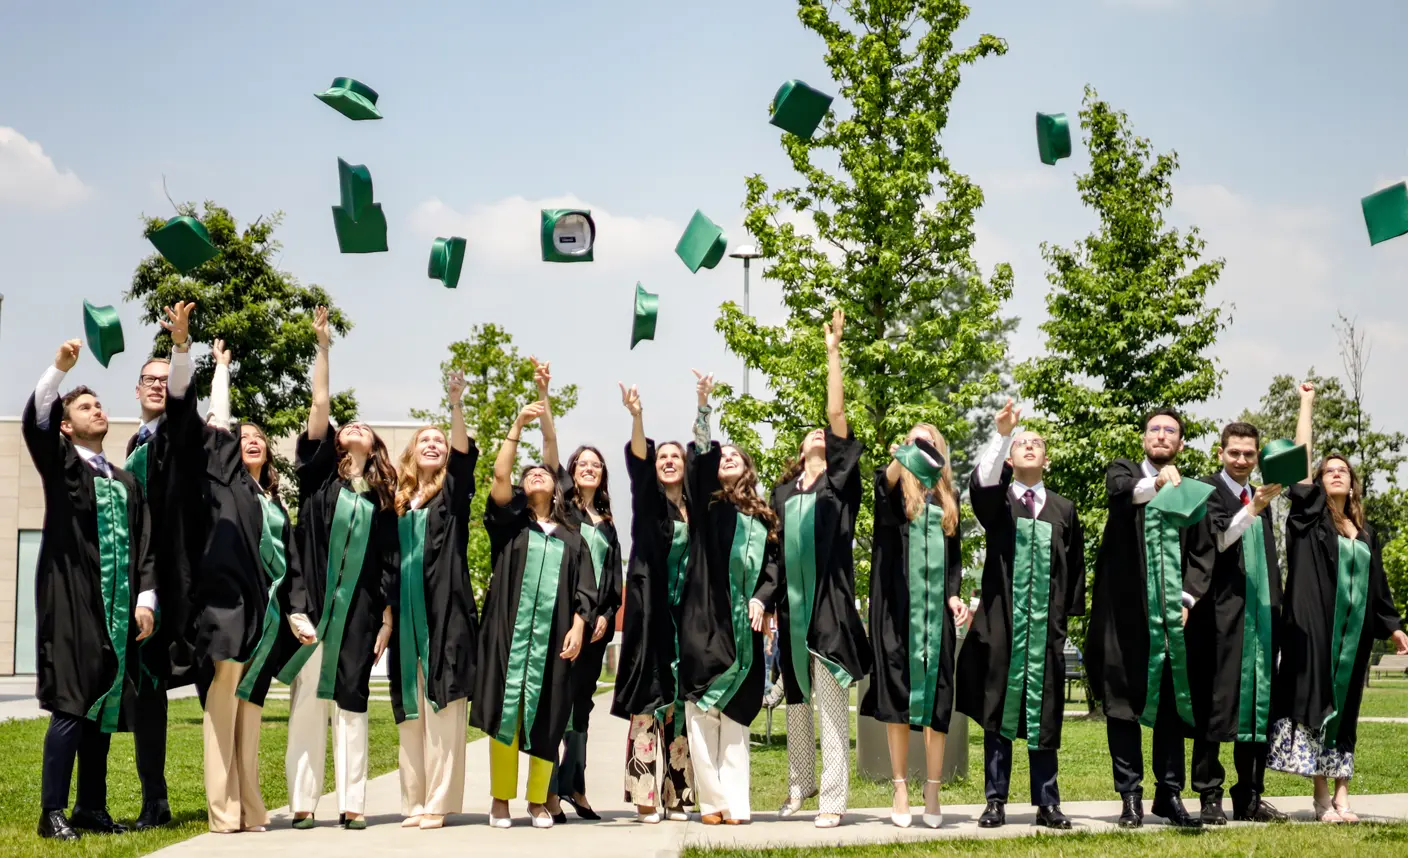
left=335, top=422, right=397, bottom=510
left=713, top=444, right=778, bottom=541
left=394, top=426, right=447, bottom=515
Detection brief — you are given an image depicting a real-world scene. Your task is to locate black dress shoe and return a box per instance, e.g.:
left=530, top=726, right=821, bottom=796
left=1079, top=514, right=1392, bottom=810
left=135, top=800, right=172, bottom=831
left=1118, top=793, right=1143, bottom=829
left=553, top=811, right=568, bottom=825
left=977, top=800, right=1006, bottom=828
left=564, top=795, right=602, bottom=821
left=38, top=810, right=81, bottom=841
left=1150, top=793, right=1202, bottom=829
left=1199, top=797, right=1227, bottom=825
left=1233, top=795, right=1289, bottom=823
left=1035, top=805, right=1072, bottom=829
left=69, top=808, right=128, bottom=834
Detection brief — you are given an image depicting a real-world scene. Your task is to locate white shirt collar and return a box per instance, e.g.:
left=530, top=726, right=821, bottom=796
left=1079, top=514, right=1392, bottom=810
left=141, top=415, right=162, bottom=436
left=74, top=444, right=103, bottom=464
left=1220, top=469, right=1249, bottom=497
left=1141, top=460, right=1159, bottom=478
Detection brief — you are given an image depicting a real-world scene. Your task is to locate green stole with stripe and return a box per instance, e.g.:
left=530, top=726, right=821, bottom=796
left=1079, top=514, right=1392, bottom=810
left=1324, top=535, right=1371, bottom=744
left=1236, top=515, right=1274, bottom=743
left=86, top=477, right=132, bottom=733
left=580, top=522, right=611, bottom=588
left=906, top=504, right=947, bottom=726
left=236, top=494, right=290, bottom=701
left=1000, top=516, right=1053, bottom=745
left=697, top=514, right=768, bottom=712
left=396, top=508, right=434, bottom=719
left=124, top=433, right=160, bottom=688
left=493, top=527, right=567, bottom=749
left=656, top=520, right=691, bottom=736
left=783, top=492, right=852, bottom=701
left=1140, top=507, right=1195, bottom=728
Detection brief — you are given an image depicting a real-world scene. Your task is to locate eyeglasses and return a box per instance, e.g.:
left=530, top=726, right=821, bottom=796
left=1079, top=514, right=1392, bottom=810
left=138, top=375, right=168, bottom=389
left=1223, top=450, right=1257, bottom=461
left=1323, top=466, right=1351, bottom=477
left=1145, top=426, right=1180, bottom=437
left=1012, top=438, right=1046, bottom=451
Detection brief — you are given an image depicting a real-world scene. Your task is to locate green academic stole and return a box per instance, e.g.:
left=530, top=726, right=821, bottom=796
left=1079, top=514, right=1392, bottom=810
left=656, top=520, right=691, bottom=736
left=697, top=514, right=768, bottom=712
left=236, top=495, right=290, bottom=701
left=1000, top=517, right=1053, bottom=746
left=1236, top=518, right=1274, bottom=742
left=1140, top=508, right=1195, bottom=728
left=276, top=489, right=374, bottom=692
left=580, top=522, right=611, bottom=589
left=783, top=493, right=852, bottom=701
left=1324, top=535, right=1371, bottom=744
left=123, top=437, right=160, bottom=688
left=906, top=504, right=947, bottom=727
left=86, top=477, right=132, bottom=733
left=494, top=528, right=566, bottom=749
left=396, top=508, right=434, bottom=719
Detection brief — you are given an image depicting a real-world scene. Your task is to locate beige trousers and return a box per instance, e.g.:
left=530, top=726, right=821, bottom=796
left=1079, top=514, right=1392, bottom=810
left=685, top=701, right=751, bottom=819
left=203, top=659, right=267, bottom=832
left=397, top=665, right=468, bottom=817
left=286, top=644, right=369, bottom=814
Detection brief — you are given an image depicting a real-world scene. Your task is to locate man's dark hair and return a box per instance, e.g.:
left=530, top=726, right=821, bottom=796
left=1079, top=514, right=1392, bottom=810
left=1220, top=421, right=1260, bottom=449
left=1141, top=407, right=1185, bottom=437
left=61, top=386, right=99, bottom=421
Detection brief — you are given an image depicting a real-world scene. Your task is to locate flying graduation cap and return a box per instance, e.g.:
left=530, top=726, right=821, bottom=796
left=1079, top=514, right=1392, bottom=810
left=1036, top=112, right=1072, bottom=166
left=769, top=79, right=833, bottom=140
left=631, top=283, right=658, bottom=349
left=674, top=210, right=727, bottom=273
left=82, top=301, right=125, bottom=368
left=330, top=158, right=387, bottom=253
left=1362, top=182, right=1408, bottom=246
left=315, top=77, right=383, bottom=121
left=148, top=216, right=220, bottom=274
left=428, top=237, right=467, bottom=288
left=541, top=209, right=596, bottom=262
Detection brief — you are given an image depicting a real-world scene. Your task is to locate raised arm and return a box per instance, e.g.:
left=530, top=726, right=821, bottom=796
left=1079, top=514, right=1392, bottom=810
left=532, top=357, right=559, bottom=471
left=491, top=400, right=545, bottom=507
left=208, top=338, right=232, bottom=427
left=691, top=369, right=715, bottom=453
left=824, top=308, right=847, bottom=438
left=1294, top=381, right=1314, bottom=484
left=620, top=382, right=646, bottom=460
left=308, top=306, right=331, bottom=441
left=23, top=339, right=81, bottom=475
left=448, top=369, right=469, bottom=454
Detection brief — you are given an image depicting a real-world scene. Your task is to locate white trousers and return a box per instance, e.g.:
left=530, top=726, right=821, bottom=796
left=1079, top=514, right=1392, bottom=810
left=285, top=644, right=369, bottom=814
left=685, top=701, right=751, bottom=819
left=397, top=665, right=468, bottom=817
left=786, top=655, right=850, bottom=813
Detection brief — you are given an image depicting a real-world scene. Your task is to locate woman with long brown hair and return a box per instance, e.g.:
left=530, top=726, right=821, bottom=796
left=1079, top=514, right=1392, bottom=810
left=1268, top=382, right=1408, bottom=822
left=388, top=370, right=480, bottom=829
left=278, top=306, right=398, bottom=831
left=862, top=421, right=969, bottom=829
left=677, top=369, right=781, bottom=825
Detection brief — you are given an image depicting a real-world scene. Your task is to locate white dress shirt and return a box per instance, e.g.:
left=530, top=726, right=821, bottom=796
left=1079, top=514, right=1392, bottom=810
left=1215, top=470, right=1260, bottom=553
left=976, top=433, right=1047, bottom=516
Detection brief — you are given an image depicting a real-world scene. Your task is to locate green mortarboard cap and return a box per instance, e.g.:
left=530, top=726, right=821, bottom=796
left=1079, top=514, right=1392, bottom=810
left=337, top=158, right=376, bottom=221
left=1036, top=112, right=1072, bottom=166
left=148, top=215, right=220, bottom=274
left=893, top=438, right=945, bottom=489
left=82, top=301, right=125, bottom=369
left=541, top=209, right=596, bottom=262
left=1259, top=439, right=1308, bottom=487
left=675, top=210, right=727, bottom=273
left=428, top=236, right=467, bottom=288
left=1148, top=478, right=1216, bottom=525
left=1361, top=182, right=1408, bottom=246
left=769, top=79, right=833, bottom=141
left=315, top=77, right=382, bottom=121
left=331, top=204, right=388, bottom=254
left=631, top=282, right=659, bottom=349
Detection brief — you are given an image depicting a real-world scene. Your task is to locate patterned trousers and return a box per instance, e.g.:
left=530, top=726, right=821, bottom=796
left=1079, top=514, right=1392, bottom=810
left=785, top=655, right=850, bottom=814
left=625, top=712, right=696, bottom=811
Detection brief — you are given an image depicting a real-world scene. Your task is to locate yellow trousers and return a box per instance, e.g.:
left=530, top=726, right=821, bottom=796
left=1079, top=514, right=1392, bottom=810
left=489, top=720, right=553, bottom=803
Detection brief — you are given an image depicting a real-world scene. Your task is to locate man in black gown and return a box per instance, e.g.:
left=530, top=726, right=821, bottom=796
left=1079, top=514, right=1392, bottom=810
left=24, top=339, right=157, bottom=840
left=1086, top=408, right=1213, bottom=829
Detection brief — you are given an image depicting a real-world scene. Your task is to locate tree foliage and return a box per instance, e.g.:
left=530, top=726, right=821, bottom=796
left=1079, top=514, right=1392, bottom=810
left=715, top=0, right=1014, bottom=584
left=410, top=324, right=579, bottom=600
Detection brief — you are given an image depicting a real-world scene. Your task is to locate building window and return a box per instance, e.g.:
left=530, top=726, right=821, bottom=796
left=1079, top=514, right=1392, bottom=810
left=14, top=530, right=40, bottom=675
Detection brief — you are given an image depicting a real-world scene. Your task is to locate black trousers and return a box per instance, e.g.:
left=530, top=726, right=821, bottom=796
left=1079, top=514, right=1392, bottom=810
left=1191, top=739, right=1266, bottom=806
left=133, top=677, right=169, bottom=804
left=984, top=731, right=1060, bottom=806
left=41, top=712, right=112, bottom=812
left=1107, top=666, right=1189, bottom=797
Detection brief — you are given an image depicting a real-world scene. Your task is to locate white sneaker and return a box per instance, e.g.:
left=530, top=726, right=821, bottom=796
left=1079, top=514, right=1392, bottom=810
left=637, top=812, right=661, bottom=824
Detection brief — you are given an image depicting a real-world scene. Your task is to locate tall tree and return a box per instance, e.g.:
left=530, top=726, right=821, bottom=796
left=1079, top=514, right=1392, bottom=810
left=714, top=0, right=1014, bottom=584
left=410, top=324, right=579, bottom=599
left=1014, top=88, right=1228, bottom=694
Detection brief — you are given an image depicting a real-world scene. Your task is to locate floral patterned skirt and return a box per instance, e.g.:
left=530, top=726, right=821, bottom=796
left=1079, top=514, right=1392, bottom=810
left=625, top=712, right=695, bottom=811
left=1266, top=717, right=1354, bottom=779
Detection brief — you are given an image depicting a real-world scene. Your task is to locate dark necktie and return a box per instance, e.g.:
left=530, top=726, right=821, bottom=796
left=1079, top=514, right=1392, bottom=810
left=1240, top=487, right=1251, bottom=507
left=1022, top=488, right=1037, bottom=518
left=90, top=453, right=112, bottom=478
left=134, top=424, right=153, bottom=448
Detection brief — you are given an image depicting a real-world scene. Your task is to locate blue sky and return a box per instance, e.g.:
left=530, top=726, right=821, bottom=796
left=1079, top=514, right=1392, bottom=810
left=4, top=0, right=1408, bottom=491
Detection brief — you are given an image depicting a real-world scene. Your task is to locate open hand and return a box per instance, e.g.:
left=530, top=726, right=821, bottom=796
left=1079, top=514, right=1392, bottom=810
left=748, top=599, right=766, bottom=632
left=313, top=306, right=330, bottom=347
left=995, top=398, right=1022, bottom=437
left=530, top=356, right=551, bottom=395
left=160, top=301, right=196, bottom=347
left=619, top=382, right=642, bottom=416
left=134, top=607, right=155, bottom=642
left=212, top=338, right=232, bottom=366
left=823, top=308, right=844, bottom=351
left=1252, top=484, right=1283, bottom=515
left=692, top=368, right=715, bottom=407
left=516, top=400, right=547, bottom=428
left=55, top=339, right=82, bottom=372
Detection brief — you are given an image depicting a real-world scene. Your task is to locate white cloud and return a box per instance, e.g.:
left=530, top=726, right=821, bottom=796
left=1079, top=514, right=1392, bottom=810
left=0, top=127, right=90, bottom=211
left=980, top=168, right=1066, bottom=196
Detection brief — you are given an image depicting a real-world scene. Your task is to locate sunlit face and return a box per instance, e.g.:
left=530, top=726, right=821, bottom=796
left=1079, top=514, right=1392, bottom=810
left=718, top=445, right=747, bottom=486
left=1008, top=431, right=1047, bottom=471
left=800, top=428, right=826, bottom=458
left=906, top=425, right=938, bottom=448
left=1220, top=434, right=1258, bottom=483
left=523, top=465, right=556, bottom=500
left=1143, top=415, right=1183, bottom=466
left=337, top=422, right=373, bottom=455
left=240, top=425, right=269, bottom=471
left=136, top=360, right=169, bottom=415
left=1322, top=457, right=1353, bottom=500
left=61, top=394, right=108, bottom=441
left=573, top=449, right=604, bottom=490
left=656, top=444, right=685, bottom=487
left=415, top=428, right=447, bottom=472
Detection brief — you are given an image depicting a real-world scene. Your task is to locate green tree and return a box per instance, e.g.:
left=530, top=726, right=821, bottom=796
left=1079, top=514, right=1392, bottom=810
left=715, top=0, right=1014, bottom=584
left=1014, top=88, right=1228, bottom=699
left=410, top=324, right=579, bottom=599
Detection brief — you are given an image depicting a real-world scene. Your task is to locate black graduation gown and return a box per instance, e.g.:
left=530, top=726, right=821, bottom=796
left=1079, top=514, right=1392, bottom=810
left=388, top=445, right=481, bottom=724
left=860, top=468, right=962, bottom=732
left=1272, top=483, right=1404, bottom=752
left=285, top=425, right=399, bottom=713
left=559, top=465, right=624, bottom=716
left=167, top=384, right=300, bottom=707
left=957, top=465, right=1085, bottom=750
left=677, top=442, right=781, bottom=728
left=771, top=428, right=872, bottom=705
left=1086, top=459, right=1215, bottom=723
left=1186, top=476, right=1282, bottom=744
left=612, top=440, right=688, bottom=720
left=23, top=394, right=156, bottom=726
left=471, top=488, right=598, bottom=761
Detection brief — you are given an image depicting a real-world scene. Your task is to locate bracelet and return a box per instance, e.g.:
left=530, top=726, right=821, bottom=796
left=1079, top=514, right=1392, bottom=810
left=507, top=434, right=520, bottom=442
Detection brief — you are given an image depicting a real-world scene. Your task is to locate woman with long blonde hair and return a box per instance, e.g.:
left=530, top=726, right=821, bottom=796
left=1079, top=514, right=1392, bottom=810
left=387, top=370, right=481, bottom=829
left=861, top=422, right=969, bottom=830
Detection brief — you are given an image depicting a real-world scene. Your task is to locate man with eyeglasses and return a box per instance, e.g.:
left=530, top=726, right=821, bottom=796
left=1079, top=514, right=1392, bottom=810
left=1183, top=420, right=1295, bottom=825
left=1087, top=407, right=1214, bottom=830
left=959, top=399, right=1085, bottom=831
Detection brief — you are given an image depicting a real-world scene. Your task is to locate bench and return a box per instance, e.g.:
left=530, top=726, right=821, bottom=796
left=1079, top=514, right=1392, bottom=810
left=1369, top=654, right=1408, bottom=684
left=1064, top=647, right=1084, bottom=702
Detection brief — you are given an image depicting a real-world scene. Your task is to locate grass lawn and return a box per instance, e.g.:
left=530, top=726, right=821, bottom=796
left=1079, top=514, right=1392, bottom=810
left=0, top=681, right=484, bottom=858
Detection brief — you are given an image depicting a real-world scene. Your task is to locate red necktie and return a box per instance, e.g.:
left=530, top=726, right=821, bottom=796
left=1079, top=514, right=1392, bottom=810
left=1022, top=488, right=1037, bottom=518
left=1240, top=487, right=1251, bottom=507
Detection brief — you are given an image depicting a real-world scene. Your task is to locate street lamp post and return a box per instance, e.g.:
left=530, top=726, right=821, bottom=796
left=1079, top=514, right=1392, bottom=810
left=727, top=245, right=762, bottom=396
